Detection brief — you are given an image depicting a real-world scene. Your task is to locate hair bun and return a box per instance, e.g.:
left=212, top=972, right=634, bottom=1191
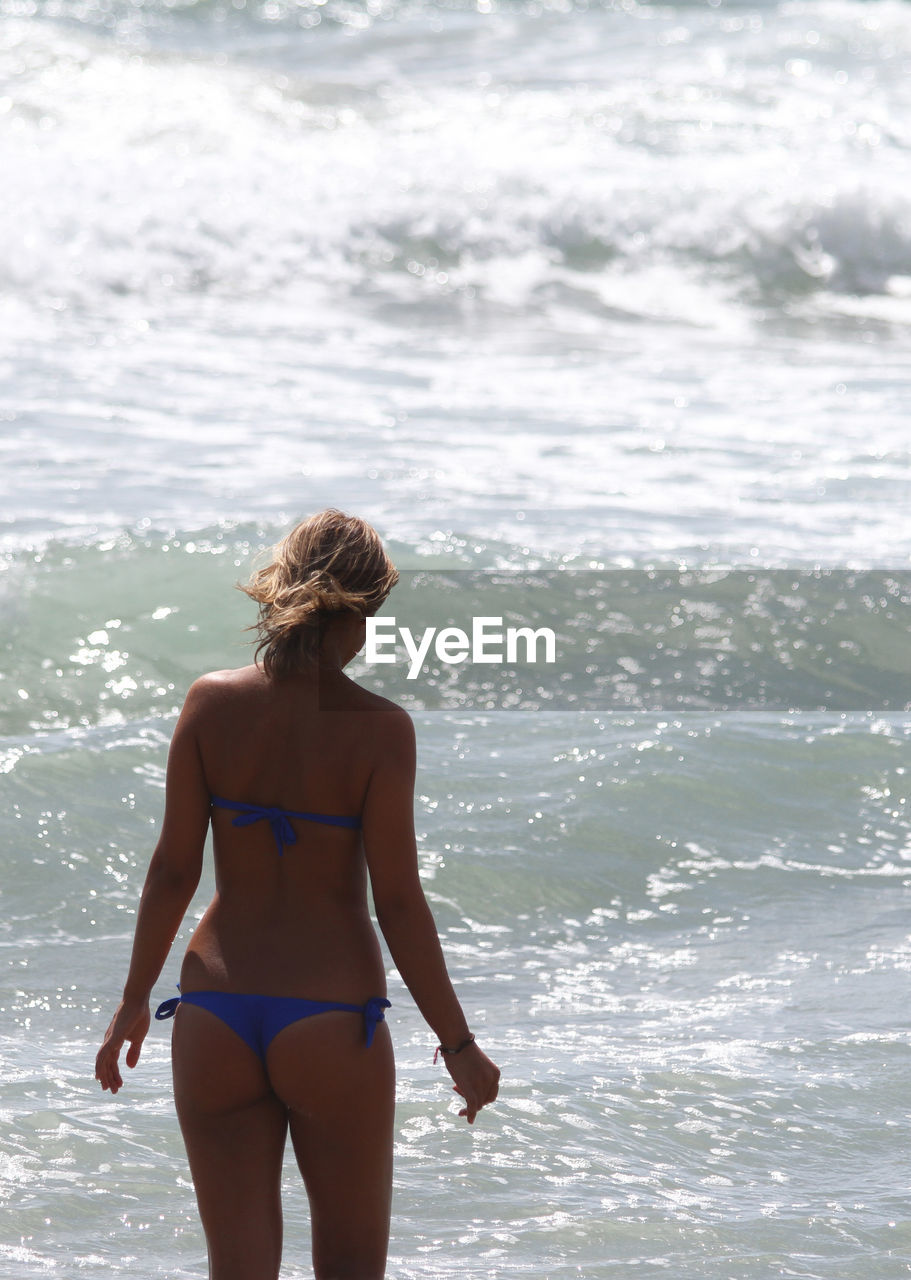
left=239, top=509, right=398, bottom=678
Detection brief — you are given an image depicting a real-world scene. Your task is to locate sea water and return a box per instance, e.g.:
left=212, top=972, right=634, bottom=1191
left=1, top=0, right=911, bottom=1273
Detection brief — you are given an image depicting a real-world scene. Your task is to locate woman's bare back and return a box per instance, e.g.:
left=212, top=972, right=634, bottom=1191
left=179, top=663, right=399, bottom=1001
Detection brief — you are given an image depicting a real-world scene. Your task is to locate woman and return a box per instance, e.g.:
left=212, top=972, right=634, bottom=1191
left=95, top=509, right=500, bottom=1280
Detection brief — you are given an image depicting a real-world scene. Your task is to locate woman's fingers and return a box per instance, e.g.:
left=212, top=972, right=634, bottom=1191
left=445, top=1044, right=501, bottom=1124
left=95, top=1038, right=124, bottom=1093
left=95, top=1001, right=150, bottom=1093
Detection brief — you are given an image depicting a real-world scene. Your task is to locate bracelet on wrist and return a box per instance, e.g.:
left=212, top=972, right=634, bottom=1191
left=434, top=1033, right=475, bottom=1064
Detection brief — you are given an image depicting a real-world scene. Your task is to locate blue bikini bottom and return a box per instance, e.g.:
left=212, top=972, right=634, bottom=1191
left=155, top=990, right=391, bottom=1065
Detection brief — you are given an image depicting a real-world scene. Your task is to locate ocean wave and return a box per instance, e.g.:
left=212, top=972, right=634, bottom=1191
left=2, top=7, right=910, bottom=327
left=3, top=533, right=910, bottom=740
left=7, top=0, right=803, bottom=44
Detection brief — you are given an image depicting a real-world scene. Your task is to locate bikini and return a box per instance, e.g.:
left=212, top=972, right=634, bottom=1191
left=154, top=796, right=390, bottom=1062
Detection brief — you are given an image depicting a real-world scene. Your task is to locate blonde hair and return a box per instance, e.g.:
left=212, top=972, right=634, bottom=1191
left=241, top=509, right=399, bottom=678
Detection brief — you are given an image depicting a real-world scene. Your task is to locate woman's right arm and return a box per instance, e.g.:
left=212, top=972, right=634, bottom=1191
left=362, top=706, right=500, bottom=1123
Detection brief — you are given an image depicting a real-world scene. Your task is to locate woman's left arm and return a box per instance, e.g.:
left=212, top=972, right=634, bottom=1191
left=94, top=679, right=212, bottom=1094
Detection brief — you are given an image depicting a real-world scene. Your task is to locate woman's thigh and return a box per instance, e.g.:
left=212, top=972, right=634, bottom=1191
left=266, top=1013, right=396, bottom=1280
left=171, top=1004, right=289, bottom=1280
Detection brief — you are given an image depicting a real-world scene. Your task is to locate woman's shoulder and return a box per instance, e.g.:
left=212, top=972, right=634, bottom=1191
left=184, top=667, right=412, bottom=729
left=182, top=666, right=414, bottom=740
left=337, top=678, right=415, bottom=736
left=185, top=664, right=265, bottom=698
left=362, top=688, right=415, bottom=737
left=178, top=665, right=267, bottom=719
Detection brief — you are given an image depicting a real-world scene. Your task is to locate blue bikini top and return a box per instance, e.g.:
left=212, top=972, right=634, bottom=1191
left=210, top=796, right=361, bottom=856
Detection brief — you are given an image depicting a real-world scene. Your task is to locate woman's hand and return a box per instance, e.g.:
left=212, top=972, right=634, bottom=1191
left=95, top=998, right=151, bottom=1094
left=443, top=1042, right=500, bottom=1124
